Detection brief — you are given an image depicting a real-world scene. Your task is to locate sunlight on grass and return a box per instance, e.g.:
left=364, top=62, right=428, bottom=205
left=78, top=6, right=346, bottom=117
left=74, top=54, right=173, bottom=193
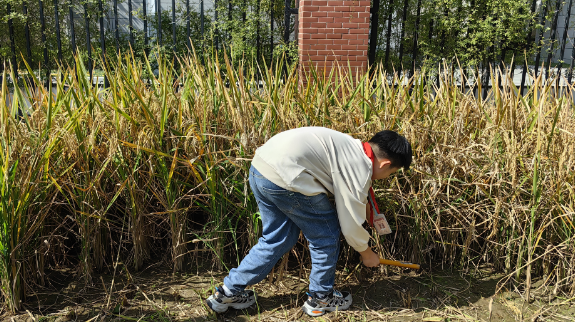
left=0, top=47, right=574, bottom=313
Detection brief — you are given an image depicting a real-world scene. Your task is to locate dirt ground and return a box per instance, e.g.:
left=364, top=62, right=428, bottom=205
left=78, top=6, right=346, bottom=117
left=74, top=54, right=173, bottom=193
left=4, top=262, right=575, bottom=322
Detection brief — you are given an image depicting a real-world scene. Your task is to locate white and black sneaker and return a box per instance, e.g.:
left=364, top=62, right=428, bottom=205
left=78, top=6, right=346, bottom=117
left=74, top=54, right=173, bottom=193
left=302, top=290, right=352, bottom=317
left=205, top=286, right=257, bottom=313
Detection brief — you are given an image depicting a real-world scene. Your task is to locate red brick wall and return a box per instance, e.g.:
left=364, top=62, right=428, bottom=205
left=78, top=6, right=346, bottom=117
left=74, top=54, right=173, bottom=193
left=298, top=0, right=371, bottom=80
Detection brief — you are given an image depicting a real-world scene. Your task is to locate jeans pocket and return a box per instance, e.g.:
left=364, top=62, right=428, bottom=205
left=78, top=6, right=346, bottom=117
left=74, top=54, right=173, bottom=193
left=258, top=178, right=290, bottom=195
left=306, top=193, right=335, bottom=212
left=250, top=169, right=267, bottom=180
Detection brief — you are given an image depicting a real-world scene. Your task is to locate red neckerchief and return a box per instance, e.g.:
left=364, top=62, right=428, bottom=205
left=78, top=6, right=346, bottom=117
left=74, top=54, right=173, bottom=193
left=362, top=142, right=380, bottom=226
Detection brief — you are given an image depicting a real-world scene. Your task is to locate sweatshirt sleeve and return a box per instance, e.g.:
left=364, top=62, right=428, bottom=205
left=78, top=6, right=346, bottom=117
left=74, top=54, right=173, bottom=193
left=332, top=171, right=371, bottom=252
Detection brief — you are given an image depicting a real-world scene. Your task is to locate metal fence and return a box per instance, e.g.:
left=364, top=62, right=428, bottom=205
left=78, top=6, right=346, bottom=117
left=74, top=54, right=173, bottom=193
left=3, top=0, right=575, bottom=92
left=367, top=0, right=575, bottom=93
left=1, top=0, right=291, bottom=82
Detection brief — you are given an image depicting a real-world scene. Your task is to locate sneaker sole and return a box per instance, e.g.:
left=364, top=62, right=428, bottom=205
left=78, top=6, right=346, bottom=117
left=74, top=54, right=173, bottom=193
left=206, top=299, right=257, bottom=313
left=206, top=299, right=229, bottom=313
left=302, top=300, right=352, bottom=317
left=231, top=302, right=256, bottom=310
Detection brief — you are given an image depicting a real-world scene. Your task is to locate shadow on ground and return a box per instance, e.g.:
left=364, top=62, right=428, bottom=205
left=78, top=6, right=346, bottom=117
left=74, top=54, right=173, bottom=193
left=4, top=264, right=575, bottom=321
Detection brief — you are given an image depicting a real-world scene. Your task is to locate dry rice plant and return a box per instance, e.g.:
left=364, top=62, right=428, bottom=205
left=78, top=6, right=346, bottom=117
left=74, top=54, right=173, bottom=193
left=0, top=48, right=573, bottom=311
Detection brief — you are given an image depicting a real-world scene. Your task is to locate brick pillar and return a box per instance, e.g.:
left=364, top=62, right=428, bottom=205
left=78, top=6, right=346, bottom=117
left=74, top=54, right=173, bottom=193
left=298, top=1, right=371, bottom=81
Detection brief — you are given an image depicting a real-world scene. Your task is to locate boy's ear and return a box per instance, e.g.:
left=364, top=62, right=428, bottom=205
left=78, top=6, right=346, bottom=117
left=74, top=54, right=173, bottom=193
left=377, top=159, right=392, bottom=169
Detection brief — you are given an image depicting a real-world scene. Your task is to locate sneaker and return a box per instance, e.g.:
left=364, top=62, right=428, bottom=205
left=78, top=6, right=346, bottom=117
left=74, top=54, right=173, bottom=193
left=302, top=290, right=352, bottom=317
left=205, top=286, right=257, bottom=313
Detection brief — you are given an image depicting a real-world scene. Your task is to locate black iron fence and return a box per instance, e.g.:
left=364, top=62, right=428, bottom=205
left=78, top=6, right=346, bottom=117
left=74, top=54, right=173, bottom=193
left=2, top=0, right=575, bottom=91
left=1, top=0, right=294, bottom=81
left=368, top=0, right=575, bottom=92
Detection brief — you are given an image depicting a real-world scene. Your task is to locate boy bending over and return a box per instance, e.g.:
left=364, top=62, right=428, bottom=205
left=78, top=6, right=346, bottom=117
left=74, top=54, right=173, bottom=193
left=206, top=127, right=412, bottom=316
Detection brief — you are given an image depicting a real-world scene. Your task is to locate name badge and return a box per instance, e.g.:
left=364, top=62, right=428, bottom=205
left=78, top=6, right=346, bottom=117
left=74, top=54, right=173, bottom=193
left=368, top=194, right=392, bottom=235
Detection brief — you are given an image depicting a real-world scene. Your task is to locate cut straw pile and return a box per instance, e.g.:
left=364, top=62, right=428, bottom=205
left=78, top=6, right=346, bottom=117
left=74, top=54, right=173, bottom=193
left=0, top=51, right=573, bottom=312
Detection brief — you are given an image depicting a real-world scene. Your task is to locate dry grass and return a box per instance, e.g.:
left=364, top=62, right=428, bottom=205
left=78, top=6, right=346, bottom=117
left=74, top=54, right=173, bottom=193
left=0, top=49, right=573, bottom=312
left=5, top=265, right=574, bottom=321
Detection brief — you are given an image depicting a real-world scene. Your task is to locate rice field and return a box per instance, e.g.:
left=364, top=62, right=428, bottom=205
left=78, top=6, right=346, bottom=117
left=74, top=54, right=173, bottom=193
left=0, top=50, right=574, bottom=315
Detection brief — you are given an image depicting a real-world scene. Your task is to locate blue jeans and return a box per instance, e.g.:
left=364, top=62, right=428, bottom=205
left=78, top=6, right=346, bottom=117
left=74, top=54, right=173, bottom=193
left=224, top=165, right=341, bottom=295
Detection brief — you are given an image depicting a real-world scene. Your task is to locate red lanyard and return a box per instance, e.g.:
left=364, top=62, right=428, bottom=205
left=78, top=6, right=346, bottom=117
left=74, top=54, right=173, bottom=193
left=362, top=142, right=380, bottom=226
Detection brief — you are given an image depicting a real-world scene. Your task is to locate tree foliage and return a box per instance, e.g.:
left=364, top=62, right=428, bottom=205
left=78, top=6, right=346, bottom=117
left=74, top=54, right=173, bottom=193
left=1, top=0, right=556, bottom=73
left=375, top=0, right=536, bottom=70
left=0, top=0, right=293, bottom=72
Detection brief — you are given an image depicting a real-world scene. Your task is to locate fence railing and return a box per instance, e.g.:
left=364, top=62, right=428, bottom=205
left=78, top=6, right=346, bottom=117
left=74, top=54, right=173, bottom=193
left=2, top=0, right=575, bottom=92
left=368, top=0, right=575, bottom=92
left=1, top=0, right=295, bottom=80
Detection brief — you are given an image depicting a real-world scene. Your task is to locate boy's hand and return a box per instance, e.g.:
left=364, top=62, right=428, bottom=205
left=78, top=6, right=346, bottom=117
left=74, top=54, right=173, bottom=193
left=359, top=248, right=380, bottom=267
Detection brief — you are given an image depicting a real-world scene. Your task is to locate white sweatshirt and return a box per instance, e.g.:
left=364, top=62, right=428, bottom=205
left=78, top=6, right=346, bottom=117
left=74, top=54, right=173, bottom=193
left=251, top=127, right=372, bottom=252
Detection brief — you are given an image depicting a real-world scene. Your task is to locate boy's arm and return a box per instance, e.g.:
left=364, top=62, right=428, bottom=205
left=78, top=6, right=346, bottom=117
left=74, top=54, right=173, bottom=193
left=329, top=145, right=377, bottom=263
left=332, top=172, right=371, bottom=252
left=334, top=195, right=379, bottom=267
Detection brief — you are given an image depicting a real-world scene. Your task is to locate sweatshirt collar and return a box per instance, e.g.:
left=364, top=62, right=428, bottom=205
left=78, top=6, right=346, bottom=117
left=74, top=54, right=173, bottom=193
left=362, top=142, right=375, bottom=163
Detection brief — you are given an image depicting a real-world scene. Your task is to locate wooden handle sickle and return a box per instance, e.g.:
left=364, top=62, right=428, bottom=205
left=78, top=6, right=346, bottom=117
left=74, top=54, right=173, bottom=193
left=379, top=258, right=420, bottom=270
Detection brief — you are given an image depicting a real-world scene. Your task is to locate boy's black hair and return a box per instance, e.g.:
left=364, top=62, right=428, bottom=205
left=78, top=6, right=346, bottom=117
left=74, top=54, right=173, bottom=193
left=368, top=130, right=413, bottom=170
